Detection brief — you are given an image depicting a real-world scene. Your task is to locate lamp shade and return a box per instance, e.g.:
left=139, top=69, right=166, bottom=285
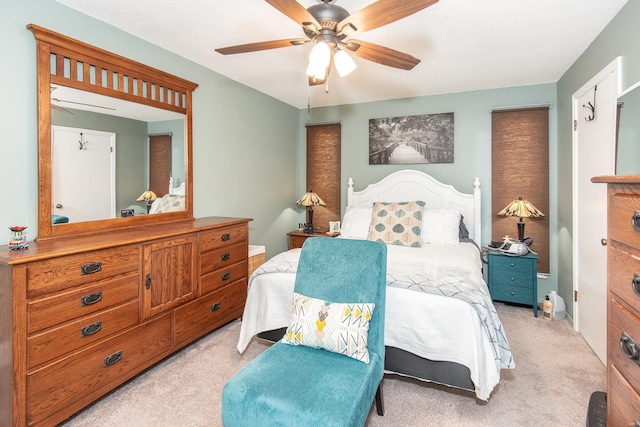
left=137, top=190, right=158, bottom=202
left=334, top=49, right=356, bottom=77
left=498, top=197, right=544, bottom=218
left=296, top=191, right=326, bottom=207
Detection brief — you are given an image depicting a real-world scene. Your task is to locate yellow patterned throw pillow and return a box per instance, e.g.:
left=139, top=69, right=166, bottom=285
left=282, top=292, right=375, bottom=363
left=367, top=201, right=425, bottom=247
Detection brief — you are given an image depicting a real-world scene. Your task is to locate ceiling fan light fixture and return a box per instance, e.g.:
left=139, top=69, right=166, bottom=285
left=333, top=48, right=356, bottom=77
left=306, top=60, right=328, bottom=80
left=308, top=40, right=331, bottom=68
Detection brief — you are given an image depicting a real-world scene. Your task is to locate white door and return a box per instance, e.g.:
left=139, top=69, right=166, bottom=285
left=572, top=58, right=620, bottom=364
left=52, top=126, right=116, bottom=223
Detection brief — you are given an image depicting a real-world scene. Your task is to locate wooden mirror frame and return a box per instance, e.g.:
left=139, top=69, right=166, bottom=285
left=28, top=24, right=198, bottom=241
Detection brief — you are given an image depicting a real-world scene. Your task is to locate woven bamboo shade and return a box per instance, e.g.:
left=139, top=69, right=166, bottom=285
left=149, top=134, right=172, bottom=197
left=306, top=123, right=341, bottom=232
left=492, top=107, right=549, bottom=273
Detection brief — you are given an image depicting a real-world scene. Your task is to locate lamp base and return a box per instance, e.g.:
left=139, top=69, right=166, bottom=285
left=305, top=208, right=314, bottom=234
left=517, top=220, right=525, bottom=241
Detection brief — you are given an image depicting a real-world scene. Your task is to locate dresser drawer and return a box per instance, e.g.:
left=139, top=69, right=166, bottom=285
left=27, top=272, right=139, bottom=334
left=609, top=297, right=640, bottom=396
left=609, top=246, right=640, bottom=314
left=174, top=281, right=247, bottom=348
left=201, top=260, right=247, bottom=295
left=26, top=314, right=172, bottom=426
left=26, top=246, right=139, bottom=297
left=199, top=225, right=247, bottom=252
left=200, top=242, right=247, bottom=276
left=27, top=300, right=139, bottom=369
left=609, top=365, right=640, bottom=427
left=610, top=193, right=640, bottom=249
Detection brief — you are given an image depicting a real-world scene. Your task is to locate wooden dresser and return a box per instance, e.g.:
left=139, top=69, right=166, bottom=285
left=593, top=176, right=640, bottom=425
left=0, top=216, right=250, bottom=426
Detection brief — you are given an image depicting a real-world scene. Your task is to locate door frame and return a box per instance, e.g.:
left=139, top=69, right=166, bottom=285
left=571, top=57, right=621, bottom=335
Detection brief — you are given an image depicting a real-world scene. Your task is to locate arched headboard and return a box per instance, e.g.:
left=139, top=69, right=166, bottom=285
left=347, top=170, right=482, bottom=245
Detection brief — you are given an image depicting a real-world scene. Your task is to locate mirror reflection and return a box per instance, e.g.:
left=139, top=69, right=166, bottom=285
left=616, top=82, right=640, bottom=175
left=50, top=85, right=186, bottom=224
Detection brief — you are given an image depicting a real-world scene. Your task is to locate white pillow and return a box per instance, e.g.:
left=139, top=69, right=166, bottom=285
left=421, top=208, right=461, bottom=244
left=281, top=292, right=375, bottom=363
left=340, top=206, right=373, bottom=240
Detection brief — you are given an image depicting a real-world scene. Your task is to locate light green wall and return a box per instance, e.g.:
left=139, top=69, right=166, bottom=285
left=1, top=0, right=299, bottom=258
left=3, top=0, right=637, bottom=295
left=557, top=0, right=640, bottom=319
left=304, top=84, right=559, bottom=300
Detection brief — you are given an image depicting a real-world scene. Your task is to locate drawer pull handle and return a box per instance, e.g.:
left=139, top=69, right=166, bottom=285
left=510, top=277, right=515, bottom=281
left=620, top=332, right=640, bottom=361
left=145, top=274, right=152, bottom=290
left=81, top=291, right=103, bottom=306
left=104, top=350, right=123, bottom=367
left=510, top=263, right=514, bottom=268
left=510, top=291, right=515, bottom=296
left=633, top=274, right=640, bottom=297
left=211, top=302, right=222, bottom=312
left=221, top=252, right=231, bottom=261
left=633, top=211, right=640, bottom=232
left=81, top=321, right=102, bottom=338
left=221, top=233, right=231, bottom=241
left=81, top=262, right=102, bottom=275
left=221, top=272, right=231, bottom=281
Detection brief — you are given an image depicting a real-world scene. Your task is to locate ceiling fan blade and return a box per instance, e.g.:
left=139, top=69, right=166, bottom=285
left=266, top=0, right=321, bottom=33
left=346, top=40, right=420, bottom=70
left=216, top=38, right=307, bottom=55
left=338, top=0, right=438, bottom=35
left=51, top=104, right=74, bottom=114
left=51, top=98, right=116, bottom=110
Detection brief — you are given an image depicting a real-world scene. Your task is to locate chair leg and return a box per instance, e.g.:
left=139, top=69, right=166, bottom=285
left=375, top=380, right=384, bottom=416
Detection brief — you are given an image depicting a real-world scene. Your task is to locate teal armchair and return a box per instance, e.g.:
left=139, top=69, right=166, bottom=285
left=222, top=238, right=387, bottom=427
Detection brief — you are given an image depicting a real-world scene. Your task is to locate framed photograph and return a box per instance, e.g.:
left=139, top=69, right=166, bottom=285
left=120, top=209, right=135, bottom=217
left=369, top=112, right=454, bottom=165
left=329, top=221, right=341, bottom=233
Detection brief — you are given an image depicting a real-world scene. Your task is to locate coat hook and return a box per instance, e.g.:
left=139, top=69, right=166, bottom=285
left=583, top=85, right=597, bottom=122
left=78, top=132, right=88, bottom=150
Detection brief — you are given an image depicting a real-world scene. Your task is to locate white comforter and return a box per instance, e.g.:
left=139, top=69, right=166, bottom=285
left=237, top=242, right=514, bottom=400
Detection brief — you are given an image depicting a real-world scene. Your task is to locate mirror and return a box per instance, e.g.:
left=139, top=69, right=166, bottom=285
left=51, top=85, right=185, bottom=222
left=616, top=81, right=640, bottom=175
left=29, top=24, right=198, bottom=240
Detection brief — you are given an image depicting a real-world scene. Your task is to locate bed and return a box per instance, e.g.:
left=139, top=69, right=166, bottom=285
left=237, top=169, right=514, bottom=401
left=149, top=177, right=185, bottom=214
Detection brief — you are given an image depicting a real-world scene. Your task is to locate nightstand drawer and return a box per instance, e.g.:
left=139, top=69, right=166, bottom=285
left=488, top=252, right=538, bottom=316
left=490, top=258, right=535, bottom=288
left=491, top=285, right=533, bottom=305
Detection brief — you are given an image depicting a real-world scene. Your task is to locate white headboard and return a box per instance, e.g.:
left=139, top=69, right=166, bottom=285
left=168, top=176, right=185, bottom=196
left=347, top=170, right=482, bottom=244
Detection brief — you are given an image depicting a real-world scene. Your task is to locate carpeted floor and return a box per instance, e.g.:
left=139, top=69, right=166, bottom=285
left=60, top=302, right=605, bottom=426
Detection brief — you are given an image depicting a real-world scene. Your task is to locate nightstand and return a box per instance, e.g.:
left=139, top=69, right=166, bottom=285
left=487, top=252, right=538, bottom=317
left=287, top=230, right=336, bottom=249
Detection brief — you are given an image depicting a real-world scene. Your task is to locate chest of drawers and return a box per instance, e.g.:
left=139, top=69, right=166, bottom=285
left=487, top=251, right=538, bottom=316
left=0, top=216, right=250, bottom=427
left=592, top=177, right=640, bottom=426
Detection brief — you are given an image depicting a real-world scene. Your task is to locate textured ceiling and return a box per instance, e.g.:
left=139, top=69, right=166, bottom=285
left=56, top=0, right=628, bottom=109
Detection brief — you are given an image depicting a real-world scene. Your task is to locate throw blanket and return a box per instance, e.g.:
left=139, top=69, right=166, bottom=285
left=249, top=244, right=514, bottom=372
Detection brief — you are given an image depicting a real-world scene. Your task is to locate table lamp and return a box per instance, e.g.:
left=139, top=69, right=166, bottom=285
left=498, top=196, right=544, bottom=241
left=137, top=190, right=158, bottom=213
left=296, top=190, right=326, bottom=234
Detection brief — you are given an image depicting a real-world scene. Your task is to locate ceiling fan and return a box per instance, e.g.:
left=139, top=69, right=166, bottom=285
left=215, top=0, right=438, bottom=86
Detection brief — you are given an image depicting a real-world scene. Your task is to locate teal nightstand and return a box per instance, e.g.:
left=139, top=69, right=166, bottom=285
left=487, top=252, right=538, bottom=317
